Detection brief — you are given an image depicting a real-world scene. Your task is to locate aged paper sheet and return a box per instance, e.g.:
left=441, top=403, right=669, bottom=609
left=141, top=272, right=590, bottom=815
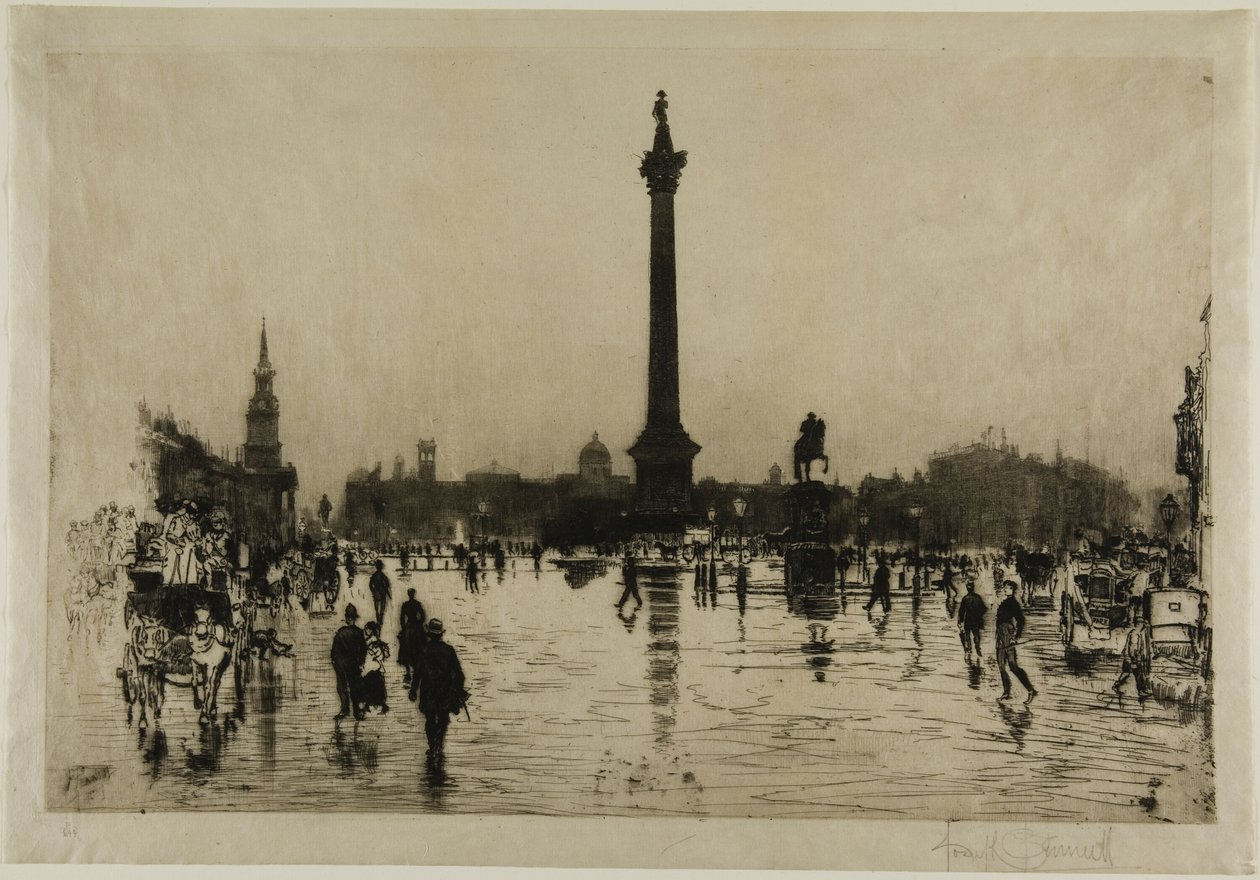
left=4, top=5, right=1255, bottom=871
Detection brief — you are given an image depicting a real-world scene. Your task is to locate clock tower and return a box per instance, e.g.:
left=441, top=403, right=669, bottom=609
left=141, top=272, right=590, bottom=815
left=244, top=318, right=283, bottom=469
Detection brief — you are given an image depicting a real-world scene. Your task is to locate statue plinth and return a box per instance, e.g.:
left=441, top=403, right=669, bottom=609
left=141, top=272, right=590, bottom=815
left=784, top=480, right=836, bottom=596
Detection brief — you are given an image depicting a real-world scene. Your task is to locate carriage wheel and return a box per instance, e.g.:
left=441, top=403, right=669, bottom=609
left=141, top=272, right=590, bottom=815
left=120, top=644, right=138, bottom=716
left=1060, top=592, right=1074, bottom=646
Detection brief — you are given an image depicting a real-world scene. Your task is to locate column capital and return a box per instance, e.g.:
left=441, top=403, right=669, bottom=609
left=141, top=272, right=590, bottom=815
left=640, top=146, right=688, bottom=195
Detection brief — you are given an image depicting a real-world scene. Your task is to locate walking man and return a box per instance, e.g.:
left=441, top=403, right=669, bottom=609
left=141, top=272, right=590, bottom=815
left=331, top=604, right=367, bottom=720
left=865, top=553, right=892, bottom=613
left=957, top=578, right=987, bottom=664
left=996, top=581, right=1037, bottom=703
left=1113, top=598, right=1153, bottom=697
left=465, top=554, right=479, bottom=592
left=616, top=552, right=642, bottom=610
left=318, top=493, right=333, bottom=528
left=414, top=618, right=467, bottom=764
left=369, top=559, right=391, bottom=626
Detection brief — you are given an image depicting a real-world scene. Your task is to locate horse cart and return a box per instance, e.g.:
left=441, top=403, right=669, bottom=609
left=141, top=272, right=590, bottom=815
left=1059, top=560, right=1135, bottom=655
left=1059, top=559, right=1209, bottom=670
left=290, top=550, right=341, bottom=611
left=1013, top=549, right=1057, bottom=608
left=118, top=570, right=250, bottom=728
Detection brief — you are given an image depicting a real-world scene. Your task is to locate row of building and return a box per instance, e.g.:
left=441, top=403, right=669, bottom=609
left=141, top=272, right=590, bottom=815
left=337, top=427, right=1137, bottom=551
left=124, top=318, right=1139, bottom=555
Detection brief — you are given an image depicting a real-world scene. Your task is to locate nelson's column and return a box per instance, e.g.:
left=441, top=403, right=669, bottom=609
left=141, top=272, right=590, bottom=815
left=627, top=91, right=701, bottom=528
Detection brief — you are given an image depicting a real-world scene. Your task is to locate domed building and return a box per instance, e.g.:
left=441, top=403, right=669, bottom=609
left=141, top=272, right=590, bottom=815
left=578, top=432, right=612, bottom=483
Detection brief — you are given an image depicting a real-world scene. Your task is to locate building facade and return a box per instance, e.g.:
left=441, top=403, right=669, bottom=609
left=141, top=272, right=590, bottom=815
left=131, top=321, right=299, bottom=549
left=341, top=433, right=632, bottom=546
left=854, top=435, right=1138, bottom=550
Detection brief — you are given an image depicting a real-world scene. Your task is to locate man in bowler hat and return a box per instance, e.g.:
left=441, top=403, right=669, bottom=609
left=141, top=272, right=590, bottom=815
left=331, top=603, right=368, bottom=720
left=414, top=618, right=466, bottom=763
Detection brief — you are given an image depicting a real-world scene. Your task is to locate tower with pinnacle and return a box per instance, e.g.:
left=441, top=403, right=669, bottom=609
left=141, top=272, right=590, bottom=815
left=244, top=318, right=283, bottom=469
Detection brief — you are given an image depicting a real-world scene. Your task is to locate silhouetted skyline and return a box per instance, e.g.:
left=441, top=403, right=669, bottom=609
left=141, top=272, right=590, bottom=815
left=47, top=50, right=1211, bottom=513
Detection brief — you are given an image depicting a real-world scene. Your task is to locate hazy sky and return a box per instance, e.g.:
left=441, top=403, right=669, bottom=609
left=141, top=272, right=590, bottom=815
left=47, top=47, right=1213, bottom=517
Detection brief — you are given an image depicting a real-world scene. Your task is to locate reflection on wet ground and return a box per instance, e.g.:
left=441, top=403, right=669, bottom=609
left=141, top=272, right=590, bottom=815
left=48, top=559, right=1213, bottom=820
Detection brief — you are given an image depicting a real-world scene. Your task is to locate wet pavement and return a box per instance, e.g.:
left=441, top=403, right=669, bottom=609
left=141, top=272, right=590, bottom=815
left=48, top=558, right=1214, bottom=820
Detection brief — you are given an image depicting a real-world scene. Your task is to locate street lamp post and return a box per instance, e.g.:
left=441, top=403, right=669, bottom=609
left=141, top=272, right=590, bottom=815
left=477, top=499, right=489, bottom=558
left=733, top=497, right=748, bottom=565
left=858, top=507, right=871, bottom=584
left=909, top=504, right=924, bottom=594
left=707, top=504, right=718, bottom=589
left=1159, top=493, right=1181, bottom=585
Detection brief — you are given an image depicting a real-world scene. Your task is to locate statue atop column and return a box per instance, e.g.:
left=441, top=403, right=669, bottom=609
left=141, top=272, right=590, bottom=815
left=628, top=89, right=700, bottom=523
left=652, top=90, right=669, bottom=128
left=640, top=90, right=687, bottom=195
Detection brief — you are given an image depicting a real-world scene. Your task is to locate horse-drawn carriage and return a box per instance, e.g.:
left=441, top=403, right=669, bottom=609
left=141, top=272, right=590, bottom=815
left=1013, top=548, right=1057, bottom=608
left=248, top=549, right=340, bottom=614
left=292, top=549, right=341, bottom=611
left=118, top=568, right=251, bottom=728
left=1059, top=557, right=1207, bottom=666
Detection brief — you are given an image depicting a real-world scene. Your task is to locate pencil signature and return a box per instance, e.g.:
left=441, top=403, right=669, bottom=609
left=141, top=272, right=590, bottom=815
left=932, top=826, right=1115, bottom=871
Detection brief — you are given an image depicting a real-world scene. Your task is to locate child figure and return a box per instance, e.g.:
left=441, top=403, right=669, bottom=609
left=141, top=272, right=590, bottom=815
left=359, top=621, right=391, bottom=714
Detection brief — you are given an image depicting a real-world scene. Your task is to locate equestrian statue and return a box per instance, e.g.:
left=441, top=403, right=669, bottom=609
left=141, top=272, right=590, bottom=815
left=793, top=412, right=829, bottom=483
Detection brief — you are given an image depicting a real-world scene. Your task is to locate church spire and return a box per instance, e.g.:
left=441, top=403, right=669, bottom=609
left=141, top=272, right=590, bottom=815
left=257, top=317, right=272, bottom=374
left=245, top=318, right=281, bottom=469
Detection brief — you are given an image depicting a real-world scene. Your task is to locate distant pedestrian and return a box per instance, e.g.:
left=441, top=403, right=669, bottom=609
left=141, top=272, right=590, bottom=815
left=957, top=578, right=987, bottom=663
left=996, top=581, right=1036, bottom=703
left=318, top=493, right=332, bottom=528
left=414, top=619, right=467, bottom=764
left=399, top=546, right=410, bottom=571
left=865, top=555, right=891, bottom=613
left=368, top=559, right=391, bottom=626
left=465, top=555, right=479, bottom=592
left=531, top=543, right=543, bottom=571
left=331, top=604, right=367, bottom=721
left=398, top=588, right=427, bottom=698
left=617, top=553, right=642, bottom=609
left=1113, top=599, right=1153, bottom=697
left=941, top=562, right=957, bottom=607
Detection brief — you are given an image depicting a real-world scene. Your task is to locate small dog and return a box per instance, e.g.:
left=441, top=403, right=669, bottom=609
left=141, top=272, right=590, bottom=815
left=250, top=628, right=294, bottom=658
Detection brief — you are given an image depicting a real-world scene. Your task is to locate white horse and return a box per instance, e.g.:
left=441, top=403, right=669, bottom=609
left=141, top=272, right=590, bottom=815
left=120, top=609, right=235, bottom=728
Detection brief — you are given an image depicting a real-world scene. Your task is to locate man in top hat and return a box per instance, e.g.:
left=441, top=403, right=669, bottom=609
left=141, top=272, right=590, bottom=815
left=331, top=603, right=368, bottom=720
left=369, top=558, right=392, bottom=627
left=414, top=618, right=466, bottom=763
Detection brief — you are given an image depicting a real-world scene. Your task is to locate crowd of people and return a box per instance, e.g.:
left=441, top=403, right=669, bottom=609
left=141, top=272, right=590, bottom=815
left=843, top=534, right=1194, bottom=703
left=64, top=502, right=140, bottom=640
left=329, top=578, right=468, bottom=765
left=156, top=501, right=238, bottom=588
